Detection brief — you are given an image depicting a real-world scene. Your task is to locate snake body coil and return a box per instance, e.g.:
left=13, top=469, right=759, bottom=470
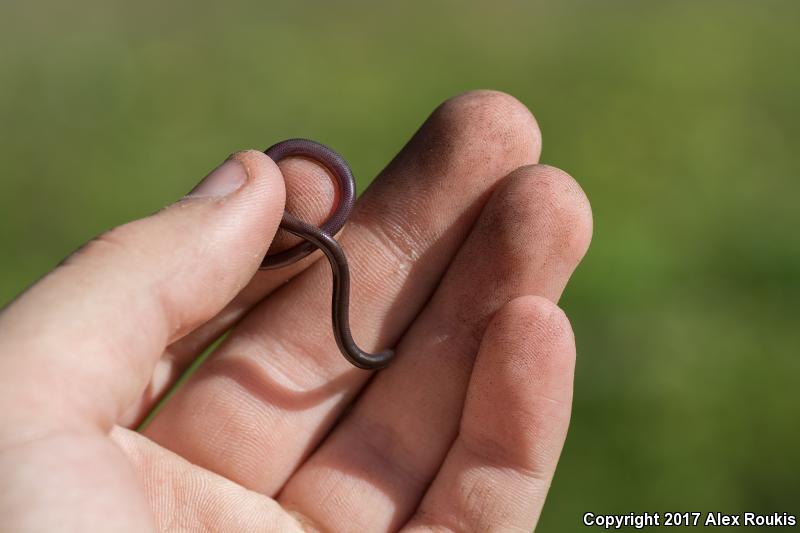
left=260, top=139, right=395, bottom=370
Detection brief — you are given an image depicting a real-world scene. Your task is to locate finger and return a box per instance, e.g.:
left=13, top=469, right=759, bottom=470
left=144, top=90, right=543, bottom=493
left=277, top=165, right=591, bottom=531
left=123, top=155, right=338, bottom=425
left=403, top=296, right=575, bottom=531
left=112, top=428, right=305, bottom=532
left=0, top=151, right=285, bottom=431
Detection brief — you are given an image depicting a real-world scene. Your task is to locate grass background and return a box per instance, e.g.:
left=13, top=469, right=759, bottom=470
left=1, top=0, right=798, bottom=528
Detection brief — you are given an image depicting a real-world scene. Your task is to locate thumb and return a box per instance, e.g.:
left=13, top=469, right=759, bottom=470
left=0, top=150, right=285, bottom=431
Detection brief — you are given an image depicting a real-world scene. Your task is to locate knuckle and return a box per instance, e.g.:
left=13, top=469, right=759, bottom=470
left=61, top=223, right=138, bottom=268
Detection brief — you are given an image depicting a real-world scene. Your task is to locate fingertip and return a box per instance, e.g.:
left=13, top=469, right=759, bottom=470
left=492, top=165, right=593, bottom=271
left=227, top=149, right=287, bottom=208
left=431, top=90, right=542, bottom=167
left=268, top=155, right=338, bottom=252
left=486, top=295, right=574, bottom=362
left=462, top=295, right=576, bottom=479
left=473, top=295, right=576, bottom=418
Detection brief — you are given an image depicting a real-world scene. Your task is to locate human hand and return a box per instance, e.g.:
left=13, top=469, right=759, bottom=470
left=0, top=91, right=592, bottom=532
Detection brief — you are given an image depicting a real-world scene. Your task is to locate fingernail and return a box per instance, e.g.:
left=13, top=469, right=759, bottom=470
left=187, top=159, right=247, bottom=198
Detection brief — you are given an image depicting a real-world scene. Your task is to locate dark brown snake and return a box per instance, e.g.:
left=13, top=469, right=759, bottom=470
left=259, top=139, right=395, bottom=370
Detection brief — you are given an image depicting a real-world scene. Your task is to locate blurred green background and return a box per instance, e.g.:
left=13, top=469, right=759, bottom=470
left=1, top=0, right=798, bottom=529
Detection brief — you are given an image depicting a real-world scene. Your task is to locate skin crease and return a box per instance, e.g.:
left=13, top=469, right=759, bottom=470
left=0, top=90, right=592, bottom=532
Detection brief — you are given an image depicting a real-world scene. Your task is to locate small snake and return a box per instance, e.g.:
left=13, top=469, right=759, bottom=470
left=259, top=139, right=395, bottom=370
